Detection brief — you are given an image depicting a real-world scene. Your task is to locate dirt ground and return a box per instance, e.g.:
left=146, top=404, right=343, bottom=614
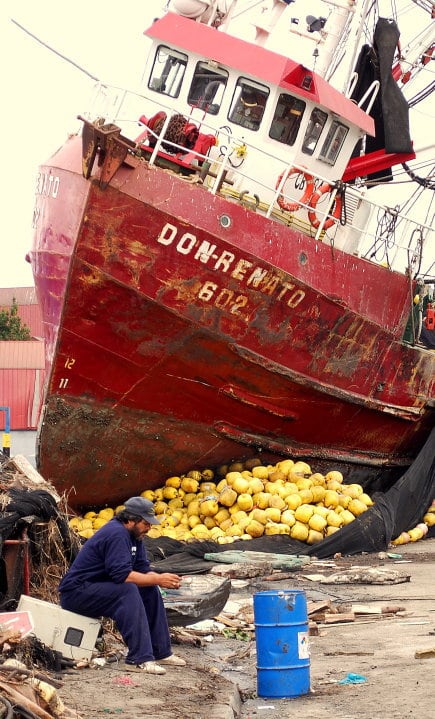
left=57, top=538, right=435, bottom=719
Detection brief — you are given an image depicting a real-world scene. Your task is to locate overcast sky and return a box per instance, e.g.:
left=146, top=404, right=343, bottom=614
left=2, top=0, right=162, bottom=288
left=1, top=0, right=433, bottom=289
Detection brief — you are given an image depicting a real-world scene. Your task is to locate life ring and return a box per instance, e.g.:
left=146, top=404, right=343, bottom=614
left=276, top=168, right=315, bottom=213
left=308, top=183, right=342, bottom=230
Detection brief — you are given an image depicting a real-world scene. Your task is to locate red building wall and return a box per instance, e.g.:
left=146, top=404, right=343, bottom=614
left=0, top=288, right=46, bottom=430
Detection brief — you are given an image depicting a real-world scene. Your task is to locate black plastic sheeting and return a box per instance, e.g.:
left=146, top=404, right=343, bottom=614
left=350, top=17, right=412, bottom=184
left=0, top=488, right=74, bottom=554
left=146, top=428, right=435, bottom=573
left=0, top=488, right=79, bottom=609
left=373, top=18, right=412, bottom=154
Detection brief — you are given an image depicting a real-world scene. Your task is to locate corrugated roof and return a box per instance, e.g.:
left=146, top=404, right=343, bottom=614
left=0, top=287, right=37, bottom=305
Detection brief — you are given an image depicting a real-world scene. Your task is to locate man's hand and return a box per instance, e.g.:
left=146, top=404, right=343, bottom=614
left=126, top=570, right=182, bottom=588
left=158, top=573, right=182, bottom=589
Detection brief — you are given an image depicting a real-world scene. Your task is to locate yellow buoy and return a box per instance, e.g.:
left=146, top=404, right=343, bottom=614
left=245, top=520, right=265, bottom=538
left=237, top=493, right=254, bottom=512
left=294, top=504, right=314, bottom=523
left=290, top=521, right=309, bottom=542
left=165, top=476, right=182, bottom=489
left=308, top=513, right=327, bottom=532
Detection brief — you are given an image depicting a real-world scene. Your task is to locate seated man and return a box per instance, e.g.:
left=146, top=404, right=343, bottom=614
left=59, top=496, right=185, bottom=674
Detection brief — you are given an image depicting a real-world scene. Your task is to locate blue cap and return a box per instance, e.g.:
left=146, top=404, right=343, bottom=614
left=124, top=496, right=160, bottom=525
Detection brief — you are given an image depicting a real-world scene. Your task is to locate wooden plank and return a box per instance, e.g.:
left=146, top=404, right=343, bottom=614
left=213, top=615, right=243, bottom=628
left=3, top=455, right=60, bottom=501
left=382, top=605, right=405, bottom=614
left=351, top=604, right=382, bottom=615
left=414, top=647, right=435, bottom=659
left=309, top=621, right=319, bottom=636
left=307, top=600, right=334, bottom=615
left=324, top=613, right=355, bottom=624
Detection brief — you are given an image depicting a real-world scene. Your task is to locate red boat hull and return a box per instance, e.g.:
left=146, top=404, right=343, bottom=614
left=30, top=137, right=434, bottom=510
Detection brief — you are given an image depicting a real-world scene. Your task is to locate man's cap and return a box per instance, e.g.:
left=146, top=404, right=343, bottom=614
left=124, top=496, right=160, bottom=525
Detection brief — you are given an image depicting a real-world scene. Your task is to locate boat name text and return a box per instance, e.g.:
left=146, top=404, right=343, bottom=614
left=157, top=223, right=305, bottom=316
left=36, top=172, right=60, bottom=199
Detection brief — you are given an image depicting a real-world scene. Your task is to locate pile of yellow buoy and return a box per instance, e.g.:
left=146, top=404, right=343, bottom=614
left=391, top=498, right=435, bottom=545
left=68, top=458, right=435, bottom=546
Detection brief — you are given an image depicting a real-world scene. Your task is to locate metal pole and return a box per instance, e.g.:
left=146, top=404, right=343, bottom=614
left=0, top=406, right=11, bottom=457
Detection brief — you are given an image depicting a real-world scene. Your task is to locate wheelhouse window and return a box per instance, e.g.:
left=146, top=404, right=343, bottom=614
left=187, top=62, right=228, bottom=115
left=302, top=108, right=328, bottom=155
left=269, top=95, right=306, bottom=145
left=319, top=120, right=349, bottom=165
left=148, top=46, right=187, bottom=98
left=228, top=79, right=269, bottom=131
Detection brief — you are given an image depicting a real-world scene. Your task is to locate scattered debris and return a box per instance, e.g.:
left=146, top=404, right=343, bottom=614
left=210, top=561, right=273, bottom=578
left=352, top=603, right=405, bottom=615
left=0, top=455, right=60, bottom=501
left=0, top=658, right=81, bottom=719
left=305, top=598, right=407, bottom=631
left=302, top=566, right=411, bottom=584
left=205, top=550, right=310, bottom=571
left=324, top=650, right=375, bottom=656
left=338, top=672, right=367, bottom=684
left=414, top=647, right=435, bottom=659
left=170, top=626, right=213, bottom=647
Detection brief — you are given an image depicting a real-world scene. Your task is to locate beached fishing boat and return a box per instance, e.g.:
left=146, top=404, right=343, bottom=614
left=29, top=0, right=434, bottom=509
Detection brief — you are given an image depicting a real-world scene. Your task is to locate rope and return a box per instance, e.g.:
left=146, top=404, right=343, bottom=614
left=337, top=182, right=348, bottom=226
left=363, top=205, right=399, bottom=267
left=0, top=696, right=13, bottom=719
left=408, top=226, right=424, bottom=278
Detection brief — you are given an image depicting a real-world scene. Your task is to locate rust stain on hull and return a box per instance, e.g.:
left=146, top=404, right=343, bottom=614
left=30, top=137, right=434, bottom=510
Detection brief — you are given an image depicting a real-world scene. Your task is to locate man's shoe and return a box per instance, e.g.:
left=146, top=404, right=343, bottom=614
left=124, top=661, right=166, bottom=675
left=158, top=654, right=186, bottom=667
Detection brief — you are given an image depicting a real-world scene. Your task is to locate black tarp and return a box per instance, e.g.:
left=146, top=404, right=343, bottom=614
left=0, top=488, right=78, bottom=609
left=373, top=18, right=412, bottom=154
left=146, top=427, right=435, bottom=571
left=351, top=17, right=412, bottom=184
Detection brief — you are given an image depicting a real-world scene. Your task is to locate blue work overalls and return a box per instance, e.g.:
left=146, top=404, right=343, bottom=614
left=59, top=518, right=171, bottom=664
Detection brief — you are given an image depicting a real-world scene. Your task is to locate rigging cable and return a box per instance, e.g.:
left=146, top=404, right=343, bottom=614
left=11, top=19, right=99, bottom=82
left=407, top=80, right=435, bottom=107
left=401, top=162, right=435, bottom=189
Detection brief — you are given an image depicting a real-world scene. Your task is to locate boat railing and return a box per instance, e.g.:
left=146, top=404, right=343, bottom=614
left=88, top=81, right=433, bottom=275
left=147, top=112, right=432, bottom=271
left=356, top=81, right=380, bottom=113
left=345, top=75, right=380, bottom=114
left=141, top=106, right=337, bottom=206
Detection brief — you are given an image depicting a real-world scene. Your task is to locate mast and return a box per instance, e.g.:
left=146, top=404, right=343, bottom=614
left=322, top=0, right=374, bottom=89
left=250, top=1, right=374, bottom=84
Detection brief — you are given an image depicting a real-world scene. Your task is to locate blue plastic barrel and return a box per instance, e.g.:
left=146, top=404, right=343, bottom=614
left=254, top=589, right=310, bottom=698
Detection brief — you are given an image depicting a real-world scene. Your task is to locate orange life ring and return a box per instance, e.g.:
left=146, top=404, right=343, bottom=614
left=276, top=168, right=315, bottom=213
left=308, top=183, right=342, bottom=230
